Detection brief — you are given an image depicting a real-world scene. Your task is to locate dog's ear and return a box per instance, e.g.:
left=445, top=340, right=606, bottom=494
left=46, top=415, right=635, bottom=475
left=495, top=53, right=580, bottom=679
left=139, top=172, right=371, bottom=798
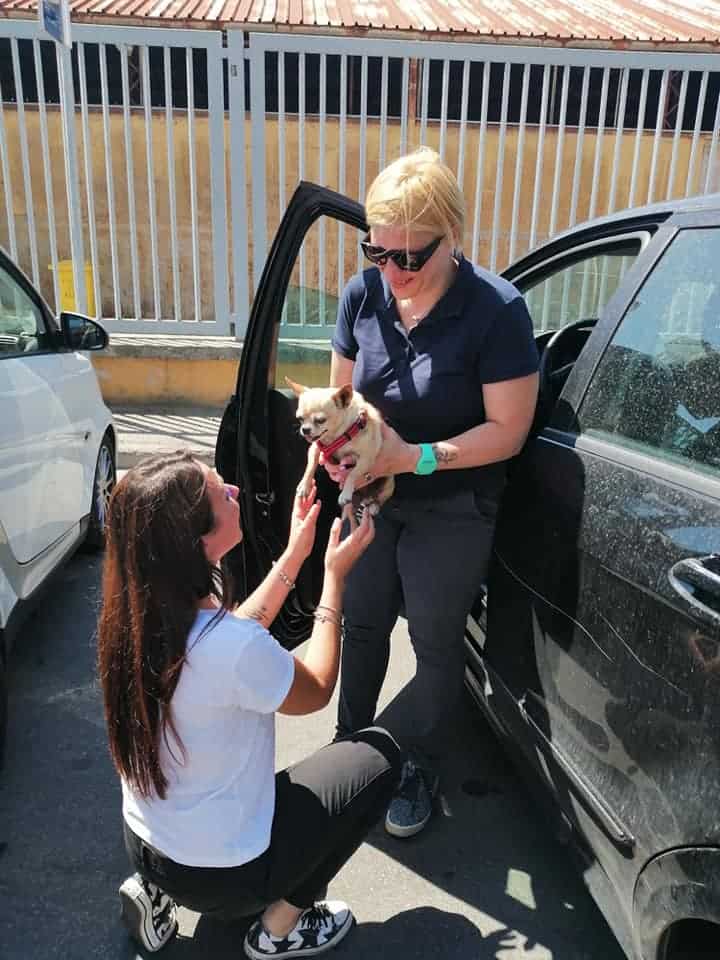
left=333, top=384, right=353, bottom=408
left=285, top=376, right=306, bottom=396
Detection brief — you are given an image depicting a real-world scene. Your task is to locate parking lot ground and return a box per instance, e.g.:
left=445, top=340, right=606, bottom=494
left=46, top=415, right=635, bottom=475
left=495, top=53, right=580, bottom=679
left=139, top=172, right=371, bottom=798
left=112, top=408, right=221, bottom=469
left=0, top=551, right=625, bottom=960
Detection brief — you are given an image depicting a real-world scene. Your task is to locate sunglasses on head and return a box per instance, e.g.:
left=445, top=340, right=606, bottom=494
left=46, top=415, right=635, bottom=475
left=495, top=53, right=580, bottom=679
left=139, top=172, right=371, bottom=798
left=360, top=235, right=443, bottom=272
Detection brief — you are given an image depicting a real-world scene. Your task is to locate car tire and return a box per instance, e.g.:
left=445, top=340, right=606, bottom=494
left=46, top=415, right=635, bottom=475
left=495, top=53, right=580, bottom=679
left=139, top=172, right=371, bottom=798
left=84, top=433, right=116, bottom=551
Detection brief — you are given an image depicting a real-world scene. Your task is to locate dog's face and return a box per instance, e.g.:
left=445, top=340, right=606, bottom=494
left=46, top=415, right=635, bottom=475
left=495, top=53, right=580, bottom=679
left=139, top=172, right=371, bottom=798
left=286, top=378, right=354, bottom=442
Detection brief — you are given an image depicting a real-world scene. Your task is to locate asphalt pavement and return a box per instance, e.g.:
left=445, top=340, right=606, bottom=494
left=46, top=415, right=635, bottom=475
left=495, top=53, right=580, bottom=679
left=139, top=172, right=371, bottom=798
left=112, top=408, right=221, bottom=469
left=0, top=548, right=625, bottom=960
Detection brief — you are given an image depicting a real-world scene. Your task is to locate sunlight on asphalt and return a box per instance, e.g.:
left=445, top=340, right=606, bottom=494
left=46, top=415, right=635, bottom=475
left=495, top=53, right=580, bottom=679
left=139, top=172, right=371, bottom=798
left=505, top=868, right=537, bottom=910
left=494, top=930, right=552, bottom=959
left=363, top=849, right=553, bottom=958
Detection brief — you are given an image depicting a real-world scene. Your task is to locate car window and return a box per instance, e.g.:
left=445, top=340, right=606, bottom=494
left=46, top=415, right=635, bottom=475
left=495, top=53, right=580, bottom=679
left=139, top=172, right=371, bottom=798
left=579, top=227, right=720, bottom=480
left=0, top=263, right=52, bottom=357
left=270, top=216, right=362, bottom=390
left=521, top=241, right=641, bottom=332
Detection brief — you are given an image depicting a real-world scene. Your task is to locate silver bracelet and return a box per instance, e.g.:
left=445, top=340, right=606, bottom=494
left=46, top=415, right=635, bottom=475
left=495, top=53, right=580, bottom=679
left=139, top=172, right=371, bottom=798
left=272, top=563, right=295, bottom=590
left=316, top=603, right=340, bottom=617
left=313, top=611, right=342, bottom=627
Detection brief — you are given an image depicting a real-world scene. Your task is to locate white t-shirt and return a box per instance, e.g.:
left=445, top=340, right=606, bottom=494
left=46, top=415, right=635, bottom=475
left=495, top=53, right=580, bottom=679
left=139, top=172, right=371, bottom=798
left=122, top=610, right=295, bottom=868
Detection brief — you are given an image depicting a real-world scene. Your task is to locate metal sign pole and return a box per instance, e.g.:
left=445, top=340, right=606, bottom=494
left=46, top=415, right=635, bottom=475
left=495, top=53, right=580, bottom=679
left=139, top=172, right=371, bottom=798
left=39, top=0, right=87, bottom=314
left=57, top=42, right=87, bottom=315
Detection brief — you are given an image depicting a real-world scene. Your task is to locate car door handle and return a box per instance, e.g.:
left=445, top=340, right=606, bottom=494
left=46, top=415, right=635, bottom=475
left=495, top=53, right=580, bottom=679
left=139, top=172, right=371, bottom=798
left=669, top=555, right=720, bottom=626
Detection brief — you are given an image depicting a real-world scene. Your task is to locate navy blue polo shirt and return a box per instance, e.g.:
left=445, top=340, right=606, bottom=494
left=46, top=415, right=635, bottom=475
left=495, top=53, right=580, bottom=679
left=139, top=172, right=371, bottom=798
left=331, top=256, right=539, bottom=499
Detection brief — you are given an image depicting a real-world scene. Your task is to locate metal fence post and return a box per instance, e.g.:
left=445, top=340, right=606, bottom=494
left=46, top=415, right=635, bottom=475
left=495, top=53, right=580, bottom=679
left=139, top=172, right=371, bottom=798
left=57, top=42, right=87, bottom=314
left=228, top=31, right=250, bottom=338
left=207, top=35, right=231, bottom=335
left=249, top=36, right=267, bottom=294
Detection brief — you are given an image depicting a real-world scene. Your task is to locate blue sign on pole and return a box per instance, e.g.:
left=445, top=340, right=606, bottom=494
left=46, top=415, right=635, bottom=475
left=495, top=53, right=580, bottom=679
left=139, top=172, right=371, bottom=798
left=40, top=0, right=71, bottom=48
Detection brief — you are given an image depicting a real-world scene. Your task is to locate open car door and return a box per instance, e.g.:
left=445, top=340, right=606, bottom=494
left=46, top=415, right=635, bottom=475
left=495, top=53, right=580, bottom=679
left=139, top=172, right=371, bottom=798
left=216, top=183, right=366, bottom=649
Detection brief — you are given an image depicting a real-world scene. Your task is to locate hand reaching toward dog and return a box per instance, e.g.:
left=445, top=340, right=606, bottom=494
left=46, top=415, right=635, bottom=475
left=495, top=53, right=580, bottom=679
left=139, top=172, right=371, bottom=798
left=288, top=480, right=374, bottom=581
left=320, top=422, right=419, bottom=488
left=288, top=481, right=321, bottom=561
left=324, top=508, right=375, bottom=582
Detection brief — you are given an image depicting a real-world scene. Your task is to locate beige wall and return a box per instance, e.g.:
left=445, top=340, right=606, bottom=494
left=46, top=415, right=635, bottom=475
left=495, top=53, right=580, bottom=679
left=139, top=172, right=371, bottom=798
left=91, top=351, right=330, bottom=407
left=1, top=104, right=715, bottom=323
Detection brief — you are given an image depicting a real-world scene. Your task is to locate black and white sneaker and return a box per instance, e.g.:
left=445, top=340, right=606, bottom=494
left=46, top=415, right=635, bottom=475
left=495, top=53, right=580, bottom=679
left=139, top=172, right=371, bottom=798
left=119, top=873, right=178, bottom=953
left=243, top=901, right=353, bottom=959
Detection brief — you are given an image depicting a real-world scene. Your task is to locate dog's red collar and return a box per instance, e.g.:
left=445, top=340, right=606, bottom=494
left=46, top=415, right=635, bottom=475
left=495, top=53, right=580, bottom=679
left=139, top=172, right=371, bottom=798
left=316, top=412, right=367, bottom=460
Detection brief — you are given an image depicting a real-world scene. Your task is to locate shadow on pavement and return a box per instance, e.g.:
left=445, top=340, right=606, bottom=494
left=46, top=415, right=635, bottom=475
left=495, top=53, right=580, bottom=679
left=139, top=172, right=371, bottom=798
left=166, top=906, right=484, bottom=957
left=363, top=690, right=599, bottom=960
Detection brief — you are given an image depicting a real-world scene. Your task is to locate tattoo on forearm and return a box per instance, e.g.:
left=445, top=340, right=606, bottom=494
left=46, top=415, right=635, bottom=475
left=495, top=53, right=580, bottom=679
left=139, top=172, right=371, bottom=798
left=432, top=443, right=458, bottom=464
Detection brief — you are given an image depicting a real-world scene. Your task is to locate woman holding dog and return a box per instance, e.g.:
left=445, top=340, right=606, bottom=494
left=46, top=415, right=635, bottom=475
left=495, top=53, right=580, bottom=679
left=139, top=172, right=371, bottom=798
left=98, top=452, right=403, bottom=958
left=326, top=147, right=539, bottom=838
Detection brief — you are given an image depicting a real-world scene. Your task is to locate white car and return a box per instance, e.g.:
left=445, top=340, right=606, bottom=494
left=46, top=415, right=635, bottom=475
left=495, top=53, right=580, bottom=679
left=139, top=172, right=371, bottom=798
left=0, top=247, right=115, bottom=765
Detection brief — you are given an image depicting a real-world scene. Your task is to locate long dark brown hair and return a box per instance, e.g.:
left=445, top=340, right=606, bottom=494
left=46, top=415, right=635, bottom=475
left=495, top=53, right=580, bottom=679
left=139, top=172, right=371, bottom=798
left=98, top=451, right=236, bottom=799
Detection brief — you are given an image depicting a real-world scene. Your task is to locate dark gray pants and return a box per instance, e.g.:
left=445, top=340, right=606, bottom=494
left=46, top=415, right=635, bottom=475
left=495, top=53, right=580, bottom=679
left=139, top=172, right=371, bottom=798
left=337, top=489, right=497, bottom=756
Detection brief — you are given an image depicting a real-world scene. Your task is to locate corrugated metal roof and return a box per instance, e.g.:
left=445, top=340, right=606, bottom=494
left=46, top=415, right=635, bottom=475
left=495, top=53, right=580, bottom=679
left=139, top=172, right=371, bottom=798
left=2, top=0, right=720, bottom=45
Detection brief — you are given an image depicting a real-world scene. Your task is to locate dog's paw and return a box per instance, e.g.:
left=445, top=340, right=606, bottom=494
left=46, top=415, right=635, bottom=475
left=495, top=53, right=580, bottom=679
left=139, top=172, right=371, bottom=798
left=338, top=488, right=353, bottom=507
left=359, top=496, right=381, bottom=516
left=296, top=483, right=311, bottom=500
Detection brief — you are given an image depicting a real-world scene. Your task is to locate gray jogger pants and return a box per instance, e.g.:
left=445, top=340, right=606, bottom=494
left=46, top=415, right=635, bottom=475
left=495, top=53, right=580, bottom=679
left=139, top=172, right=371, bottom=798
left=337, top=489, right=497, bottom=754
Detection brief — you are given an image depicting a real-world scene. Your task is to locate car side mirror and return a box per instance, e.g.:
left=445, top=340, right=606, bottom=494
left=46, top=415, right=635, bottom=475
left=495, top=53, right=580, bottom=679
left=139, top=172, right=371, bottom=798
left=60, top=312, right=109, bottom=351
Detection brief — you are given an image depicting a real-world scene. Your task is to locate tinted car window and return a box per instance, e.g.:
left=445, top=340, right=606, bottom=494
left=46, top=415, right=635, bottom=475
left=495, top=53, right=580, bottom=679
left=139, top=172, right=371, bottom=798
left=271, top=215, right=362, bottom=389
left=580, top=227, right=720, bottom=479
left=522, top=242, right=640, bottom=332
left=0, top=263, right=52, bottom=356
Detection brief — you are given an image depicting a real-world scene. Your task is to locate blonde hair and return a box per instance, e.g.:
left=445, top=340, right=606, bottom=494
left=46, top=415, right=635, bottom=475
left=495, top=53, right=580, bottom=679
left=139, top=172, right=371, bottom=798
left=365, top=147, right=465, bottom=248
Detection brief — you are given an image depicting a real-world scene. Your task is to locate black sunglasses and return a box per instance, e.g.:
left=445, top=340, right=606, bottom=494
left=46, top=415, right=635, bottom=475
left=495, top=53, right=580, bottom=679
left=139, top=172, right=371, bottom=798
left=360, top=235, right=443, bottom=272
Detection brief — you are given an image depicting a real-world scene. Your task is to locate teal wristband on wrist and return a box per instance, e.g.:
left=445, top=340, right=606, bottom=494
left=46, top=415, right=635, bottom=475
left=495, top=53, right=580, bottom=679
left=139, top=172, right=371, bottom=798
left=414, top=443, right=438, bottom=476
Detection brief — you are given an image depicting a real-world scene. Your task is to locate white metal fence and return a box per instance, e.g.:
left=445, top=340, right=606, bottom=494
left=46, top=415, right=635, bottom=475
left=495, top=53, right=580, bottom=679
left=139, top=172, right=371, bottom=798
left=247, top=33, right=720, bottom=339
left=1, top=21, right=719, bottom=339
left=0, top=19, right=230, bottom=334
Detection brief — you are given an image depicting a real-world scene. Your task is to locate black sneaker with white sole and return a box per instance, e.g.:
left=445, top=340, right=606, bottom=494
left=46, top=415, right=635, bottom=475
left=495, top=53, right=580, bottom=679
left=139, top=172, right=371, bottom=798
left=384, top=756, right=439, bottom=838
left=119, top=873, right=178, bottom=953
left=243, top=901, right=354, bottom=959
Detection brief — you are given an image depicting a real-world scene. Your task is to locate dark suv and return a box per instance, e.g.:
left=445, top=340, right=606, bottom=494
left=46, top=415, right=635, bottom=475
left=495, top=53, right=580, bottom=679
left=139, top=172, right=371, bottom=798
left=216, top=186, right=720, bottom=960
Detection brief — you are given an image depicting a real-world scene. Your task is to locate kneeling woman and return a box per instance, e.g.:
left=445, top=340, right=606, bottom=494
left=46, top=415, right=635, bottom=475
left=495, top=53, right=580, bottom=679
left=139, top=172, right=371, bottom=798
left=98, top=452, right=401, bottom=958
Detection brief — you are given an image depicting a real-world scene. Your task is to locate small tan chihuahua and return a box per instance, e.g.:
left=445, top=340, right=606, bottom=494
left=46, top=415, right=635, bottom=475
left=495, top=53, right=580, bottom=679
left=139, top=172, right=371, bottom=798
left=286, top=377, right=395, bottom=519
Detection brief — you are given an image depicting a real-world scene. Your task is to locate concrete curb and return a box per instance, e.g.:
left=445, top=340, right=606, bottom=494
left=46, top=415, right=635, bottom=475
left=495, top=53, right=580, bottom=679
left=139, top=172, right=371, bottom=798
left=94, top=335, right=333, bottom=409
left=104, top=334, right=332, bottom=362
